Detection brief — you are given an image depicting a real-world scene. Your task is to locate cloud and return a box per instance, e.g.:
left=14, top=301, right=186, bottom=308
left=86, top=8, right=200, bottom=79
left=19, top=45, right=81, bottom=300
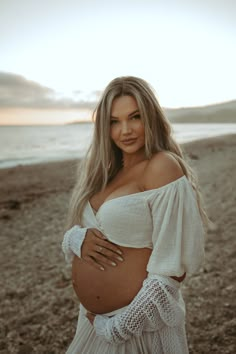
left=0, top=72, right=97, bottom=110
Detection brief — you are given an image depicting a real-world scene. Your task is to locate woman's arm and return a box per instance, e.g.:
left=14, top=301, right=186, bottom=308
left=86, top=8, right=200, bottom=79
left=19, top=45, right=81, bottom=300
left=91, top=274, right=185, bottom=344
left=62, top=226, right=124, bottom=270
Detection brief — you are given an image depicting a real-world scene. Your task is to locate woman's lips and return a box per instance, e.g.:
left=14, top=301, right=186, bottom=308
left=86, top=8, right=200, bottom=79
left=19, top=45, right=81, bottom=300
left=120, top=138, right=137, bottom=145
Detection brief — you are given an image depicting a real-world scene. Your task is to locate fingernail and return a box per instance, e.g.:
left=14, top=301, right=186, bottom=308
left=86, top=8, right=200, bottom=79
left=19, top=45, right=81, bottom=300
left=116, top=250, right=122, bottom=255
left=100, top=266, right=105, bottom=271
left=117, top=256, right=123, bottom=262
left=111, top=262, right=116, bottom=267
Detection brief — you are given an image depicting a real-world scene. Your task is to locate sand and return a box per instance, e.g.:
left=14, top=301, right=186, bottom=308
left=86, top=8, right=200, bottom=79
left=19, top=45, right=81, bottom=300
left=0, top=134, right=235, bottom=354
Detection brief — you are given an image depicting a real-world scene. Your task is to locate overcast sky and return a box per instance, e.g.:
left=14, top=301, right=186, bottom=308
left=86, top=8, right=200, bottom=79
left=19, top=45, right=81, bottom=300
left=0, top=0, right=235, bottom=124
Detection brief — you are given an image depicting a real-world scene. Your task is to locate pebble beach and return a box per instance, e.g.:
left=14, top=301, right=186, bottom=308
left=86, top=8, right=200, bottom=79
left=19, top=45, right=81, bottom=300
left=0, top=134, right=235, bottom=354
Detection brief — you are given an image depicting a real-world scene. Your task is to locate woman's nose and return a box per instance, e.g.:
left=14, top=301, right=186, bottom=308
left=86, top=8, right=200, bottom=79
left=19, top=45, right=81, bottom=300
left=121, top=122, right=132, bottom=134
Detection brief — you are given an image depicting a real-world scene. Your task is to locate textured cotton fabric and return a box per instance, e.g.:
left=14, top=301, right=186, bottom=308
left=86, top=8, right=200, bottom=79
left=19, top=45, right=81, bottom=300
left=66, top=276, right=188, bottom=354
left=67, top=304, right=157, bottom=354
left=93, top=275, right=188, bottom=351
left=63, top=176, right=204, bottom=276
left=62, top=176, right=205, bottom=353
left=62, top=225, right=87, bottom=262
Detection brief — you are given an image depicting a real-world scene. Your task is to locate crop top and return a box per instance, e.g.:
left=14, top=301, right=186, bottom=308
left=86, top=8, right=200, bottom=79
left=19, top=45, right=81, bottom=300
left=62, top=176, right=205, bottom=277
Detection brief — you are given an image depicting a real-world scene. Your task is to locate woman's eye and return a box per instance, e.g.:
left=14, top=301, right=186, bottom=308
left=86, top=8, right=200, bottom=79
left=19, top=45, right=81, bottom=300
left=110, top=120, right=118, bottom=125
left=131, top=114, right=141, bottom=120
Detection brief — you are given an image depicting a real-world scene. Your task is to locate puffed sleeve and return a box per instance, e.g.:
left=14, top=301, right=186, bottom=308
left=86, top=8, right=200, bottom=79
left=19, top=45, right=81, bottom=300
left=146, top=176, right=205, bottom=276
left=94, top=274, right=187, bottom=348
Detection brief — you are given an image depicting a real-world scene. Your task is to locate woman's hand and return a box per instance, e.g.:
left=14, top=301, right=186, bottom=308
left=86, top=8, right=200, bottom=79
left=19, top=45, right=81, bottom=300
left=86, top=311, right=96, bottom=325
left=171, top=273, right=186, bottom=282
left=81, top=228, right=124, bottom=271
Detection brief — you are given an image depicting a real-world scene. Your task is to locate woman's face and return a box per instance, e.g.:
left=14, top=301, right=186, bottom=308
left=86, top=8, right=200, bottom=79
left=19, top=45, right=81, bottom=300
left=110, top=95, right=145, bottom=155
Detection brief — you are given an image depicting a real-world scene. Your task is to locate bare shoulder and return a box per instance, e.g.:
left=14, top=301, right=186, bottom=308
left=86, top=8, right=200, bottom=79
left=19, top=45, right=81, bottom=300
left=143, top=151, right=184, bottom=190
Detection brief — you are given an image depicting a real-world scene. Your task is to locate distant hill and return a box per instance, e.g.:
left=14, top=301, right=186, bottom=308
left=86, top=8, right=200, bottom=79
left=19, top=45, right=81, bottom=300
left=165, top=100, right=236, bottom=123
left=67, top=120, right=93, bottom=124
left=67, top=100, right=236, bottom=124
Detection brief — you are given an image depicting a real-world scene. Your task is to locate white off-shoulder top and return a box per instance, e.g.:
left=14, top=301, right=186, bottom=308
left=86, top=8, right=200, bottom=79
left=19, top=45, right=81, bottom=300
left=80, top=176, right=205, bottom=277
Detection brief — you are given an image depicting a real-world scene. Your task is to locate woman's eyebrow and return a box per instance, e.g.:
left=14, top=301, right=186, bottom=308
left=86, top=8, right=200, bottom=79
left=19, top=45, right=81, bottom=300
left=128, top=109, right=140, bottom=117
left=111, top=109, right=140, bottom=119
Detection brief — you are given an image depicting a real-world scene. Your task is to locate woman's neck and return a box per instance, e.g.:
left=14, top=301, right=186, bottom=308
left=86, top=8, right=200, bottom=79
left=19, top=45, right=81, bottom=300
left=122, top=150, right=146, bottom=170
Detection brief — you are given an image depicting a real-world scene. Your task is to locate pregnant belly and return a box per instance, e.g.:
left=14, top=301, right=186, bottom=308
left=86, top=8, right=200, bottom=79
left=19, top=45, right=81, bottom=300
left=72, top=246, right=152, bottom=314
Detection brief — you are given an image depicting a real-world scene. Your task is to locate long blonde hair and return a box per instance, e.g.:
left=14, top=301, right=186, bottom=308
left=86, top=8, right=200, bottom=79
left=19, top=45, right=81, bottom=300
left=67, top=76, right=207, bottom=228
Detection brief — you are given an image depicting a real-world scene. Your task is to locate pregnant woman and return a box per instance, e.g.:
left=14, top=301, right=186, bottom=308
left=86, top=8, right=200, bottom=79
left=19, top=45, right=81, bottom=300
left=62, top=76, right=206, bottom=353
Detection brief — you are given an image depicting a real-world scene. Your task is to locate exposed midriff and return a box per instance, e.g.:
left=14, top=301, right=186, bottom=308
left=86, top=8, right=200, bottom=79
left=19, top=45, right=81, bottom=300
left=72, top=246, right=152, bottom=314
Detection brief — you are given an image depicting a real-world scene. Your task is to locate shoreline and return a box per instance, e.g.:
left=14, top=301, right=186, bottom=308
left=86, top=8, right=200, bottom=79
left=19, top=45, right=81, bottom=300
left=0, top=132, right=235, bottom=172
left=0, top=133, right=236, bottom=353
left=0, top=133, right=235, bottom=222
left=1, top=126, right=236, bottom=170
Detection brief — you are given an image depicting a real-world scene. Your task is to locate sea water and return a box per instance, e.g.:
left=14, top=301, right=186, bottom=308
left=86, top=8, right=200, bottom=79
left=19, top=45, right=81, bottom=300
left=0, top=123, right=236, bottom=169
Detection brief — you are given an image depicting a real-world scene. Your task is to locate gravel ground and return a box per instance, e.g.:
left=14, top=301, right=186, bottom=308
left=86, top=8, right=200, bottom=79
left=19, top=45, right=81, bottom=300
left=0, top=135, right=235, bottom=354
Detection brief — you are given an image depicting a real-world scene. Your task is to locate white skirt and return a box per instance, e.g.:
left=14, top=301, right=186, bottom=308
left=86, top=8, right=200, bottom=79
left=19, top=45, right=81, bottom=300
left=66, top=304, right=161, bottom=354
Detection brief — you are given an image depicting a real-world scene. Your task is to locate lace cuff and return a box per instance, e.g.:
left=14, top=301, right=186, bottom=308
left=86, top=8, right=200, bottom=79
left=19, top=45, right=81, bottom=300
left=62, top=225, right=88, bottom=263
left=93, top=274, right=185, bottom=344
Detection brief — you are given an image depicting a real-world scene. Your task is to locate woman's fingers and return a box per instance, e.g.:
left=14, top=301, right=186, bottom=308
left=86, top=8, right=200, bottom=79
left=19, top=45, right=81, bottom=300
left=90, top=229, right=123, bottom=257
left=91, top=228, right=107, bottom=240
left=98, top=240, right=123, bottom=257
left=92, top=232, right=123, bottom=254
left=82, top=255, right=105, bottom=271
left=86, top=312, right=96, bottom=325
left=83, top=248, right=123, bottom=271
left=95, top=245, right=124, bottom=263
left=81, top=228, right=124, bottom=270
left=94, top=249, right=120, bottom=266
